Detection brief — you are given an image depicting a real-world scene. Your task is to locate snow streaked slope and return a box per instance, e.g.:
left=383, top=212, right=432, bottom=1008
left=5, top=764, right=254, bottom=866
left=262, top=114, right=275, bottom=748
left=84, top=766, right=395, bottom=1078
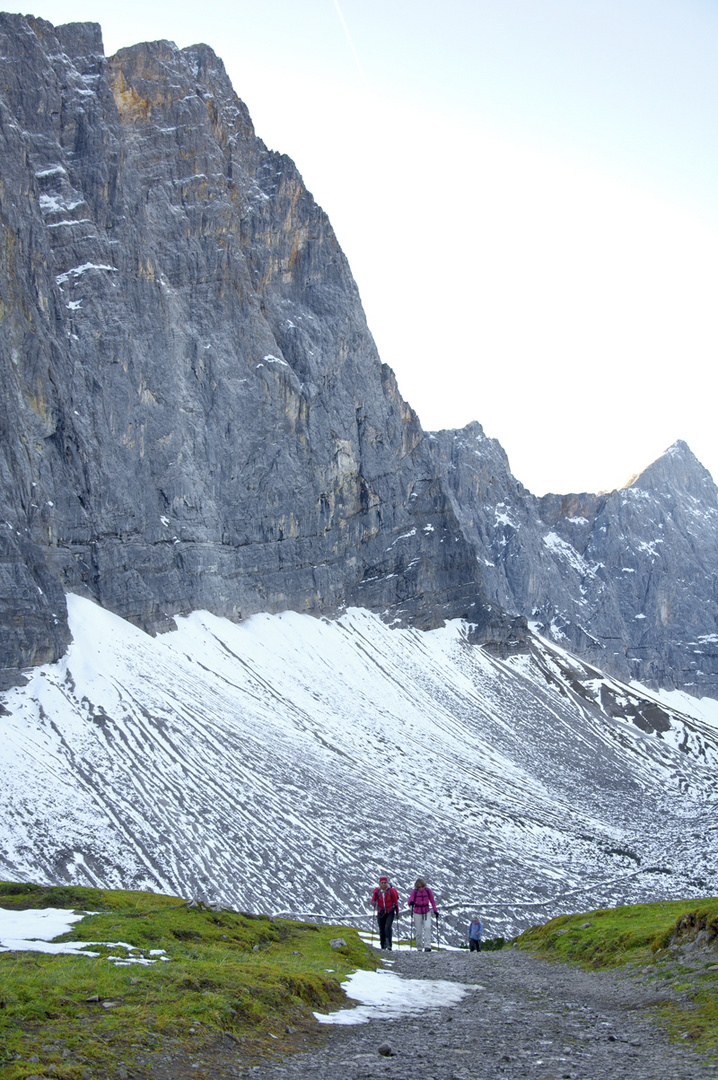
left=0, top=595, right=716, bottom=937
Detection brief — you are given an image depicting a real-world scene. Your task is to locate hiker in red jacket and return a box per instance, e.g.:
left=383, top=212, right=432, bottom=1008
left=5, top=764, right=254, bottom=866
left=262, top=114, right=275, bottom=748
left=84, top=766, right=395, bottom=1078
left=408, top=876, right=438, bottom=951
left=371, top=874, right=399, bottom=950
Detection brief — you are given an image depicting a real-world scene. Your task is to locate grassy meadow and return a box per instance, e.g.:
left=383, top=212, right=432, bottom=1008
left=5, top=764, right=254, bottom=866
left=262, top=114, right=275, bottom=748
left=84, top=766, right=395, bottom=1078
left=0, top=882, right=376, bottom=1080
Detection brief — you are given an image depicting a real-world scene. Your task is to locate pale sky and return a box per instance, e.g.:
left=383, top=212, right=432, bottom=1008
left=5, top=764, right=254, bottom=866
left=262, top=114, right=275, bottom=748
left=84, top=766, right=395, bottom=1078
left=10, top=1, right=718, bottom=495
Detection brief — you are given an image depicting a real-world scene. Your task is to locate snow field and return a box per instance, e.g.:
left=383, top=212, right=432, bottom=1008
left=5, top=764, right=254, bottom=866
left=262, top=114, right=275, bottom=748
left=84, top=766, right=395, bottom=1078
left=0, top=595, right=716, bottom=937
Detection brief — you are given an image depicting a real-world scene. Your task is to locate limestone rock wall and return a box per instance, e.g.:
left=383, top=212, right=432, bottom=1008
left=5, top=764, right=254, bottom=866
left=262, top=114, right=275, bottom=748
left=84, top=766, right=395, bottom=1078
left=1, top=14, right=716, bottom=698
left=430, top=425, right=718, bottom=695
left=0, top=15, right=488, bottom=686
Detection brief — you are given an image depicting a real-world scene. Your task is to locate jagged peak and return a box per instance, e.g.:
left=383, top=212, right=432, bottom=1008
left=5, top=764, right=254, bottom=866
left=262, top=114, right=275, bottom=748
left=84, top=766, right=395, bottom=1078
left=625, top=440, right=716, bottom=498
left=427, top=420, right=512, bottom=468
left=54, top=20, right=104, bottom=50
left=428, top=419, right=487, bottom=440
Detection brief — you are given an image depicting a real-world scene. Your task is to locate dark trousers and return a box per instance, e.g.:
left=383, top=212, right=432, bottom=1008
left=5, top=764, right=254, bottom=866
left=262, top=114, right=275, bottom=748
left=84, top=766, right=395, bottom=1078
left=469, top=938, right=481, bottom=952
left=377, top=910, right=395, bottom=949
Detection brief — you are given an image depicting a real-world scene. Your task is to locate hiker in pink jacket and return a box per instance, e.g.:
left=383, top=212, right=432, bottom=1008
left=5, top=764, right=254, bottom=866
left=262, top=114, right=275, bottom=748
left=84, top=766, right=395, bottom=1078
left=408, top=876, right=438, bottom=951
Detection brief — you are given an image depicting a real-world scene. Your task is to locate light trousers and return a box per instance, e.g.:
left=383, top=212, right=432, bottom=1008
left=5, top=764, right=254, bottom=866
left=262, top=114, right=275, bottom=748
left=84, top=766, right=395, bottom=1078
left=414, top=910, right=433, bottom=949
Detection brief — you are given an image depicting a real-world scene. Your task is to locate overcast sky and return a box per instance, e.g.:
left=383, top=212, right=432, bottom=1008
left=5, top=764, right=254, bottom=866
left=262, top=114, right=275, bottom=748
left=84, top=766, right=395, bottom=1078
left=12, top=0, right=718, bottom=495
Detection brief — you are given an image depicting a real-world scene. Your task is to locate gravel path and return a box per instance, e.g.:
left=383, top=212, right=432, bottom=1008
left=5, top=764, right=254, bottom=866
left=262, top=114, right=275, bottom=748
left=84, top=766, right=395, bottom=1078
left=236, top=946, right=718, bottom=1080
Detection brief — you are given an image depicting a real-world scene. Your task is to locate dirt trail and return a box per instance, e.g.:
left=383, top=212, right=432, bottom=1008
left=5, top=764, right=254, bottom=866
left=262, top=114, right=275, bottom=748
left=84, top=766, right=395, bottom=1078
left=233, top=946, right=717, bottom=1080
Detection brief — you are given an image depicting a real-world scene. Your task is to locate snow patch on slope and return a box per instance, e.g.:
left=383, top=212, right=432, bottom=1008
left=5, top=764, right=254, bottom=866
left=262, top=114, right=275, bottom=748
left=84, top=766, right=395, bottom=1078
left=0, top=595, right=716, bottom=938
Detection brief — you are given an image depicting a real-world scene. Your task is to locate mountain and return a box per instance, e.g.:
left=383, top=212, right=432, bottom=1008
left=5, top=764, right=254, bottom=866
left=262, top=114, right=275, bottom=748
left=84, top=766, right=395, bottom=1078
left=0, top=13, right=496, bottom=690
left=2, top=14, right=717, bottom=699
left=1, top=594, right=716, bottom=937
left=430, top=426, right=718, bottom=696
left=1, top=16, right=718, bottom=932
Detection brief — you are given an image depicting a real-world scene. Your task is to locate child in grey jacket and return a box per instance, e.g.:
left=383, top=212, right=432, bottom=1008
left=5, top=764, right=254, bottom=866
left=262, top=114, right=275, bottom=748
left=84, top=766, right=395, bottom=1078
left=468, top=915, right=483, bottom=952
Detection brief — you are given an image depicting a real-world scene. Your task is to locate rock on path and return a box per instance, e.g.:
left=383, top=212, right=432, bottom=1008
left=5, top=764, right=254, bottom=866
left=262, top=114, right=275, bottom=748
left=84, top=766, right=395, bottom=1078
left=237, top=947, right=718, bottom=1080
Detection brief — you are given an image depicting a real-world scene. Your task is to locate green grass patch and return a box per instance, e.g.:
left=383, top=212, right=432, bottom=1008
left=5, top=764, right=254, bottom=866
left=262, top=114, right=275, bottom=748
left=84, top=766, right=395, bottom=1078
left=0, top=882, right=377, bottom=1080
left=656, top=972, right=718, bottom=1054
left=514, top=898, right=718, bottom=968
left=514, top=897, right=718, bottom=1056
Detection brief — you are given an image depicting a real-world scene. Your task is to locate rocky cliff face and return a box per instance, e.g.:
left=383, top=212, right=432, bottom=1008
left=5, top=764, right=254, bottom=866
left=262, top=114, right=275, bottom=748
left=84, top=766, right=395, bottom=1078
left=430, top=425, right=718, bottom=695
left=0, top=14, right=492, bottom=687
left=1, top=14, right=716, bottom=699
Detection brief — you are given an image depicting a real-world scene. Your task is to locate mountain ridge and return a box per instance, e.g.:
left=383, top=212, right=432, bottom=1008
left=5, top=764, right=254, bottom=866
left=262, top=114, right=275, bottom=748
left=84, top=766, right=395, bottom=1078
left=430, top=428, right=718, bottom=694
left=0, top=13, right=716, bottom=699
